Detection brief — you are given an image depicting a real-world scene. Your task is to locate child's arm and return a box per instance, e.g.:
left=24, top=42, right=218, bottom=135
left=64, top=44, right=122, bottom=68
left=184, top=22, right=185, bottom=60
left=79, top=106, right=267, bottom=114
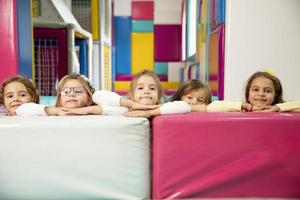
left=206, top=101, right=243, bottom=112
left=93, top=90, right=159, bottom=110
left=61, top=105, right=129, bottom=115
left=125, top=101, right=191, bottom=117
left=258, top=100, right=300, bottom=112
left=16, top=103, right=48, bottom=116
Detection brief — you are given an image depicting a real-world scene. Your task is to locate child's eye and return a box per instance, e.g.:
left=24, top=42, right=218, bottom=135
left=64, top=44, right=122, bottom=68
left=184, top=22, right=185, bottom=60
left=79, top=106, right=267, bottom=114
left=137, top=87, right=143, bottom=90
left=5, top=94, right=13, bottom=98
left=20, top=92, right=29, bottom=97
left=150, top=87, right=157, bottom=90
left=265, top=88, right=273, bottom=93
left=251, top=88, right=259, bottom=92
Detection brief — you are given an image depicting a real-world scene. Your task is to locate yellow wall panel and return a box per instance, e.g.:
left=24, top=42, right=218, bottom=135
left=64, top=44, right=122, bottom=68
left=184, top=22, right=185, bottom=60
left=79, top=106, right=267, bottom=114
left=91, top=0, right=99, bottom=40
left=131, top=32, right=154, bottom=74
left=114, top=81, right=180, bottom=91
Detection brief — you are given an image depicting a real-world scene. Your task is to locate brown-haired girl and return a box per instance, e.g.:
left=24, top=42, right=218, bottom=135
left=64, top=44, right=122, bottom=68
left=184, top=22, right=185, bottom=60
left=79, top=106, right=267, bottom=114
left=0, top=75, right=39, bottom=116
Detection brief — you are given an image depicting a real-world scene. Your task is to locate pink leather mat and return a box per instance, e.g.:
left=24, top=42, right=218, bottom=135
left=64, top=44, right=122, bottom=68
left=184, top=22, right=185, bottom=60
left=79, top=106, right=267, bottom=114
left=152, top=112, right=300, bottom=199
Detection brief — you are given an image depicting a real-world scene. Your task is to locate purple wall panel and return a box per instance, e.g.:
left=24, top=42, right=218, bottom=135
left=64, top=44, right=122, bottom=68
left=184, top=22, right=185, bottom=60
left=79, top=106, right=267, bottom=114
left=154, top=25, right=181, bottom=62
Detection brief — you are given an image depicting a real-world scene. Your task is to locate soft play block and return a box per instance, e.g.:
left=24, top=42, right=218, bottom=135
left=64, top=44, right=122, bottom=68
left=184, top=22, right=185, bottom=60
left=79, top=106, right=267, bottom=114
left=0, top=0, right=18, bottom=83
left=132, top=1, right=154, bottom=20
left=154, top=25, right=181, bottom=62
left=152, top=112, right=300, bottom=199
left=0, top=116, right=150, bottom=199
left=131, top=32, right=154, bottom=74
left=115, top=16, right=131, bottom=74
left=132, top=20, right=154, bottom=32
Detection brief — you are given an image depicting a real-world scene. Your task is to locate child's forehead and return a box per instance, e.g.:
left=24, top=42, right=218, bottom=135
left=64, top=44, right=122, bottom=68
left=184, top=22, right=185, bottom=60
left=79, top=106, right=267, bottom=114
left=137, top=75, right=156, bottom=84
left=5, top=81, right=27, bottom=91
left=251, top=76, right=274, bottom=86
left=62, top=79, right=83, bottom=87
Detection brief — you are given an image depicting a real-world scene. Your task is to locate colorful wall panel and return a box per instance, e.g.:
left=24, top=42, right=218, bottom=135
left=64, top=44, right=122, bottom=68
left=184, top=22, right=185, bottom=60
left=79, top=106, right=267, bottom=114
left=114, top=0, right=132, bottom=16
left=131, top=32, right=154, bottom=74
left=168, top=62, right=184, bottom=82
left=154, top=25, right=182, bottom=62
left=154, top=62, right=168, bottom=75
left=75, top=39, right=88, bottom=76
left=17, top=0, right=33, bottom=79
left=132, top=20, right=154, bottom=32
left=115, top=16, right=131, bottom=74
left=132, top=1, right=154, bottom=20
left=0, top=0, right=19, bottom=83
left=209, top=24, right=224, bottom=99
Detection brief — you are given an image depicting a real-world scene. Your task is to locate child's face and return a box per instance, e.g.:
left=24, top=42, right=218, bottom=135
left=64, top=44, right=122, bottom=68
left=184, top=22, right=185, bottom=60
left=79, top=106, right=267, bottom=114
left=248, top=77, right=275, bottom=107
left=3, top=81, right=33, bottom=115
left=181, top=88, right=207, bottom=105
left=59, top=79, right=89, bottom=108
left=133, top=75, right=159, bottom=105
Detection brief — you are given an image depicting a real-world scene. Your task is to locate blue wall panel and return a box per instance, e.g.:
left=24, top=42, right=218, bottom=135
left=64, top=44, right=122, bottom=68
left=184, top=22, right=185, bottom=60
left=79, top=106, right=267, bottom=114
left=17, top=0, right=33, bottom=78
left=115, top=16, right=131, bottom=74
left=75, top=39, right=88, bottom=76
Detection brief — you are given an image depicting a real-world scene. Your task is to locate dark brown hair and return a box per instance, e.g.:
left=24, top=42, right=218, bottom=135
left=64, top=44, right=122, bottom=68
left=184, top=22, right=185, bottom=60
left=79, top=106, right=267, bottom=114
left=128, top=70, right=163, bottom=104
left=0, top=75, right=39, bottom=104
left=245, top=71, right=284, bottom=105
left=171, top=79, right=212, bottom=105
left=55, top=74, right=95, bottom=107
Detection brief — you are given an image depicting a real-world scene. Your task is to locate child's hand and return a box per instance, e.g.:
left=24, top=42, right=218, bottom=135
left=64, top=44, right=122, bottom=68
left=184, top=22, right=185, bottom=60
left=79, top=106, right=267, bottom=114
left=124, top=110, right=152, bottom=118
left=45, top=107, right=68, bottom=116
left=254, top=105, right=280, bottom=112
left=190, top=104, right=207, bottom=112
left=60, top=107, right=88, bottom=115
left=241, top=102, right=266, bottom=112
left=130, top=102, right=160, bottom=110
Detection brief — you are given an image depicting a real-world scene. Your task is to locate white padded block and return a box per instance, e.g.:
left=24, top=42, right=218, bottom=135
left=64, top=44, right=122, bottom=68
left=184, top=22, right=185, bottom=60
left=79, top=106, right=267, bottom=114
left=0, top=116, right=150, bottom=199
left=154, top=11, right=182, bottom=24
left=168, top=62, right=185, bottom=82
left=114, top=0, right=131, bottom=16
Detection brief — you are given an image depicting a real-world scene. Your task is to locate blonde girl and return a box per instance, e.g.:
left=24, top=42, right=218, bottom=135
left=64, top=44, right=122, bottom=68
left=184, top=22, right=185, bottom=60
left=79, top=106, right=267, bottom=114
left=91, top=70, right=162, bottom=115
left=0, top=75, right=39, bottom=116
left=16, top=74, right=100, bottom=116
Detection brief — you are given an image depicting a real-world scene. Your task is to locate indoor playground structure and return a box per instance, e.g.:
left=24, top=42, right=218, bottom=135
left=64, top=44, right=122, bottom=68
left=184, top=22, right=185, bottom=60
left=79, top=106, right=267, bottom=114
left=1, top=0, right=300, bottom=199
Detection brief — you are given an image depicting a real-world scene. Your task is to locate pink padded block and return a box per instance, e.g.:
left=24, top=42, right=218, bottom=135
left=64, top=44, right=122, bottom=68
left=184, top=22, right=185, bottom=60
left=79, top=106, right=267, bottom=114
left=132, top=1, right=154, bottom=20
left=152, top=112, right=300, bottom=199
left=154, top=25, right=182, bottom=62
left=0, top=0, right=18, bottom=83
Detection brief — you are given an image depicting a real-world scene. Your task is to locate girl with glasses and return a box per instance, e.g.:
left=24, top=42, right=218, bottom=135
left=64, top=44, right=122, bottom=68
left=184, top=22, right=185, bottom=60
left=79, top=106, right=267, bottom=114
left=16, top=74, right=102, bottom=116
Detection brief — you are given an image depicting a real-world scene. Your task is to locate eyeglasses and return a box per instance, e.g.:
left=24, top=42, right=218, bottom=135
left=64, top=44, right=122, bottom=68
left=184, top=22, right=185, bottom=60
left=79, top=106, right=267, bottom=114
left=60, top=87, right=87, bottom=96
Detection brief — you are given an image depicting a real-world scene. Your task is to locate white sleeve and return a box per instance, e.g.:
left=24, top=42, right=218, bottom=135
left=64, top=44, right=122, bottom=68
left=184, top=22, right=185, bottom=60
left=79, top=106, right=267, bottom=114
left=276, top=100, right=300, bottom=112
left=159, top=101, right=191, bottom=115
left=101, top=105, right=129, bottom=115
left=92, top=90, right=121, bottom=106
left=16, top=103, right=47, bottom=116
left=207, top=101, right=242, bottom=112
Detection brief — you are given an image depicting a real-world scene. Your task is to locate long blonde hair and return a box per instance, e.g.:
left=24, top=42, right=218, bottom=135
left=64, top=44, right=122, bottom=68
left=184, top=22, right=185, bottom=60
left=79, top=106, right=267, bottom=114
left=128, top=70, right=163, bottom=104
left=55, top=74, right=95, bottom=107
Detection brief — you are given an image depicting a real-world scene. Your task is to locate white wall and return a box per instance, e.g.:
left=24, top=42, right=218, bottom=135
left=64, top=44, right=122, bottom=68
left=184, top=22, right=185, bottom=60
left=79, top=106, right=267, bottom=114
left=225, top=0, right=300, bottom=101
